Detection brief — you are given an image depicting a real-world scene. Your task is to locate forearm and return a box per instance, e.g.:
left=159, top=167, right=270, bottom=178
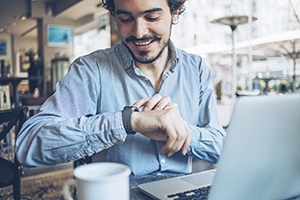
left=16, top=111, right=126, bottom=166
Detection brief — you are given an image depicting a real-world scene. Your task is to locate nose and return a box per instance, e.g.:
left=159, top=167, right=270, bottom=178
left=132, top=19, right=148, bottom=39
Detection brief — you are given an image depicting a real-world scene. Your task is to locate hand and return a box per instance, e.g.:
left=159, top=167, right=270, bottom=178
left=131, top=94, right=192, bottom=157
left=133, top=94, right=173, bottom=111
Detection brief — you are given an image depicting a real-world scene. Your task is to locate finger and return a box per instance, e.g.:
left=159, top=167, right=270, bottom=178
left=133, top=98, right=149, bottom=109
left=180, top=122, right=192, bottom=155
left=160, top=125, right=184, bottom=156
left=166, top=130, right=186, bottom=157
left=160, top=126, right=177, bottom=154
left=142, top=94, right=162, bottom=111
left=163, top=102, right=177, bottom=110
left=167, top=139, right=185, bottom=157
left=153, top=96, right=172, bottom=110
left=161, top=118, right=191, bottom=156
left=181, top=130, right=192, bottom=155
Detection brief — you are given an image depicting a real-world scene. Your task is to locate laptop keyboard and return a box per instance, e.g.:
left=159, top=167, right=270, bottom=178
left=166, top=186, right=211, bottom=200
left=164, top=185, right=300, bottom=200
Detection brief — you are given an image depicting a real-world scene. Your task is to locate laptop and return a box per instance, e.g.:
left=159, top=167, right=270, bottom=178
left=138, top=94, right=300, bottom=200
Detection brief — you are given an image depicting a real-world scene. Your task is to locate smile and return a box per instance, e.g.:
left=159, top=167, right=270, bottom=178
left=125, top=35, right=160, bottom=47
left=134, top=40, right=153, bottom=46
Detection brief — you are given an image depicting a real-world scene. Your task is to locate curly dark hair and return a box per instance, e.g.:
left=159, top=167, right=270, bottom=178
left=102, top=0, right=187, bottom=16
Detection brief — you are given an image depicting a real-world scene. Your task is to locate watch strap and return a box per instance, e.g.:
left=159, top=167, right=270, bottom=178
left=122, top=106, right=139, bottom=134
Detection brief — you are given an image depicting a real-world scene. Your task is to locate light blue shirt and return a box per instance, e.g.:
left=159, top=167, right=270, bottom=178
left=16, top=42, right=225, bottom=176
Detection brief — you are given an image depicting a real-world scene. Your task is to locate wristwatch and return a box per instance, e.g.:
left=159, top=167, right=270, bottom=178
left=122, top=106, right=139, bottom=134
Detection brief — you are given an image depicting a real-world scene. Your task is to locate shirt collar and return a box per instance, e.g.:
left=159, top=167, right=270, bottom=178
left=118, top=43, right=134, bottom=70
left=168, top=40, right=179, bottom=72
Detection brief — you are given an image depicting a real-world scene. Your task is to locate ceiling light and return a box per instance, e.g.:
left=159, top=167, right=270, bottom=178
left=20, top=15, right=27, bottom=21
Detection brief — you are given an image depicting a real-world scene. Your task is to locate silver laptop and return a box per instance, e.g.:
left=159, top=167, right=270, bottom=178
left=138, top=94, right=300, bottom=200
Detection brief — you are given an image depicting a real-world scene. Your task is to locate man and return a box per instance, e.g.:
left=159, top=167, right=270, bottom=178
left=16, top=0, right=225, bottom=176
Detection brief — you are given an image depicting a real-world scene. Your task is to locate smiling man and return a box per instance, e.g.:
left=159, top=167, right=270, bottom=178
left=16, top=0, right=226, bottom=177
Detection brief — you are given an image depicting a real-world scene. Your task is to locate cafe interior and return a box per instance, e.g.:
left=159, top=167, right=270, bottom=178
left=0, top=0, right=113, bottom=199
left=0, top=0, right=300, bottom=199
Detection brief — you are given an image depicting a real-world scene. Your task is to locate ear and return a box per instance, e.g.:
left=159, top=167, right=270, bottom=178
left=171, top=9, right=180, bottom=24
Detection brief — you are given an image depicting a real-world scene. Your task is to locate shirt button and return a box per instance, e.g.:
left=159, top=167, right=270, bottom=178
left=112, top=138, right=118, bottom=144
left=81, top=152, right=87, bottom=158
left=161, top=159, right=166, bottom=164
left=99, top=142, right=105, bottom=148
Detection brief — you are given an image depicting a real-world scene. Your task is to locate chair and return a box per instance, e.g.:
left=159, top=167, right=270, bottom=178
left=0, top=107, right=28, bottom=200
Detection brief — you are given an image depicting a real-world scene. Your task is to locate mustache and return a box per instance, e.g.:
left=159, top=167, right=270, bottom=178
left=125, top=35, right=160, bottom=43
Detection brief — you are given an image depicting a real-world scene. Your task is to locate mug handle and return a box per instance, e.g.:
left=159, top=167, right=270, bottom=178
left=63, top=178, right=76, bottom=200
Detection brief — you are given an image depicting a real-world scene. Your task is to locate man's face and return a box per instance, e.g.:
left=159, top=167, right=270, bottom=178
left=114, top=0, right=174, bottom=64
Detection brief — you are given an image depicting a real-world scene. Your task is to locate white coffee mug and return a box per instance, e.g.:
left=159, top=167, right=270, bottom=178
left=63, top=162, right=131, bottom=200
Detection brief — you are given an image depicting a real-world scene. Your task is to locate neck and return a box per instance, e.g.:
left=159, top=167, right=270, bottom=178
left=135, top=47, right=169, bottom=92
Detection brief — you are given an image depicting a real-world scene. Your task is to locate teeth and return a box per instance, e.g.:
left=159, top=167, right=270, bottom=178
left=134, top=40, right=152, bottom=46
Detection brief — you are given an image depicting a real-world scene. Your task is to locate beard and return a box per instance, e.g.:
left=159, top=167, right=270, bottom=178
left=123, top=35, right=170, bottom=64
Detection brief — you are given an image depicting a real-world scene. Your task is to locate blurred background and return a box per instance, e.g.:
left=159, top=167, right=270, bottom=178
left=0, top=0, right=299, bottom=100
left=73, top=0, right=300, bottom=99
left=173, top=0, right=300, bottom=98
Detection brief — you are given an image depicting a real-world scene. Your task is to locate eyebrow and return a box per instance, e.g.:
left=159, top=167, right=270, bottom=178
left=116, top=8, right=163, bottom=15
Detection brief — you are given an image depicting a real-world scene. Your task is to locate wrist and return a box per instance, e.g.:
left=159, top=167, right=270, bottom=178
left=130, top=111, right=139, bottom=133
left=122, top=106, right=139, bottom=134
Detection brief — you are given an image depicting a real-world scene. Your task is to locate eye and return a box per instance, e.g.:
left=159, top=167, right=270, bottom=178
left=118, top=15, right=134, bottom=23
left=145, top=14, right=160, bottom=22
